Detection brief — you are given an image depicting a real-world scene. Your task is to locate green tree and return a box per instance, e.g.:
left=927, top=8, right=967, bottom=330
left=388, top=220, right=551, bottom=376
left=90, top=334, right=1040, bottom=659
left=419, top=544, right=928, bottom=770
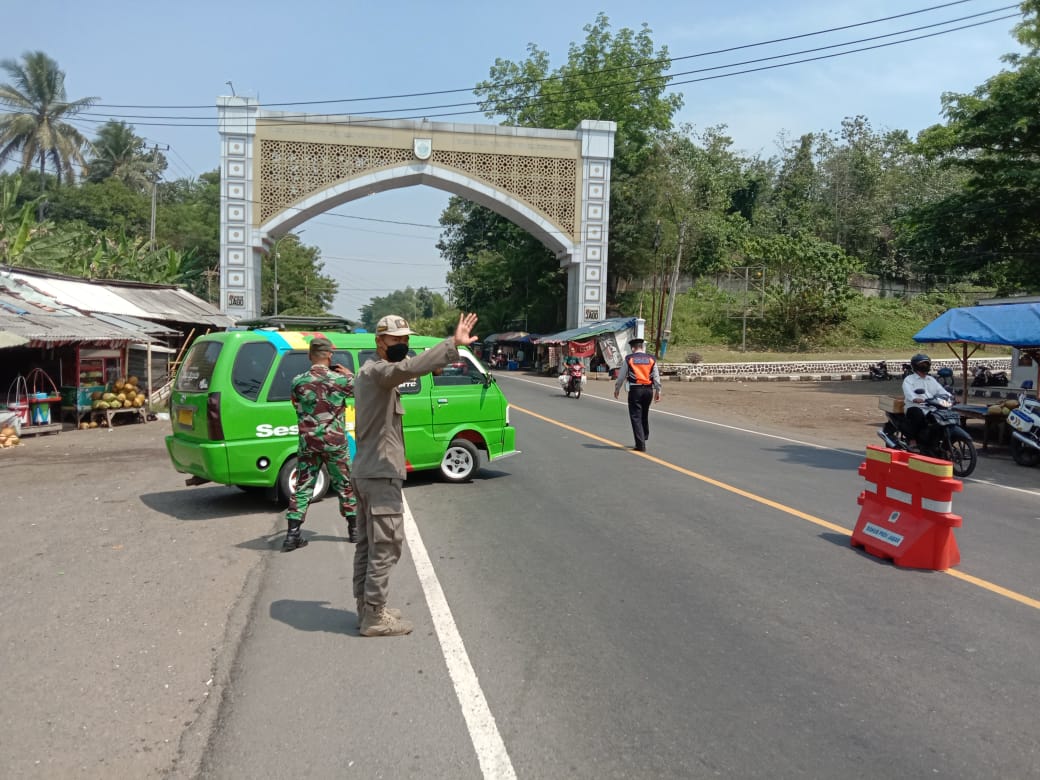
left=445, top=13, right=683, bottom=318
left=359, top=286, right=450, bottom=331
left=0, top=51, right=97, bottom=183
left=87, top=121, right=165, bottom=193
left=158, top=171, right=221, bottom=301
left=44, top=177, right=151, bottom=233
left=898, top=2, right=1040, bottom=291
left=743, top=233, right=862, bottom=348
left=259, top=234, right=338, bottom=316
left=438, top=198, right=566, bottom=332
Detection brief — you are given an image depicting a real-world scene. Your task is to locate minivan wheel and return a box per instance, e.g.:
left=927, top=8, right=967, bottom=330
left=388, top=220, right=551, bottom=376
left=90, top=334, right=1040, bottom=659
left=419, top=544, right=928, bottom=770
left=440, top=439, right=480, bottom=482
left=276, top=457, right=330, bottom=505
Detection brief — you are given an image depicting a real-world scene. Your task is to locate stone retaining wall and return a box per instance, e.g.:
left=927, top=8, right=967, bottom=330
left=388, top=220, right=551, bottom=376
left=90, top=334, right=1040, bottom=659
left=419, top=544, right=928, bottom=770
left=664, top=357, right=1012, bottom=382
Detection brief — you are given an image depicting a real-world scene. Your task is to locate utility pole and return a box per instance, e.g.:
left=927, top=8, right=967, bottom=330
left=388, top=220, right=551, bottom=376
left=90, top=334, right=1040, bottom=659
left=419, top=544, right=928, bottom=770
left=659, top=219, right=687, bottom=359
left=647, top=220, right=662, bottom=342
left=148, top=144, right=168, bottom=250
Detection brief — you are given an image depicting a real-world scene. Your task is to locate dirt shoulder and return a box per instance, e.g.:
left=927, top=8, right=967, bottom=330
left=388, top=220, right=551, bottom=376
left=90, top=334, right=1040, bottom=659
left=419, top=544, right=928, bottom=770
left=577, top=373, right=915, bottom=451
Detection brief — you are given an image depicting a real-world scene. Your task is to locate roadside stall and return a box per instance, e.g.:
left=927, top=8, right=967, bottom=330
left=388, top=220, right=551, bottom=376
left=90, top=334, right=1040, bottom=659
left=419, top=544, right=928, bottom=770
left=534, top=317, right=640, bottom=378
left=484, top=332, right=538, bottom=370
left=913, top=301, right=1040, bottom=454
left=913, top=301, right=1040, bottom=395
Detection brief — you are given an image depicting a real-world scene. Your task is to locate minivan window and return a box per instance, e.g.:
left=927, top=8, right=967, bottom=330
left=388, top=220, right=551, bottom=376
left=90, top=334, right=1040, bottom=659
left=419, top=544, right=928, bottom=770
left=265, top=351, right=356, bottom=402
left=433, top=351, right=486, bottom=386
left=232, top=342, right=276, bottom=401
left=176, top=341, right=222, bottom=392
left=359, top=349, right=421, bottom=394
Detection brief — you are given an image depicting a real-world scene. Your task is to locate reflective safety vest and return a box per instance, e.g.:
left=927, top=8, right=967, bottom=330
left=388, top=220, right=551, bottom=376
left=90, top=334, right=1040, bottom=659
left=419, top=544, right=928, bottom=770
left=625, top=353, right=656, bottom=386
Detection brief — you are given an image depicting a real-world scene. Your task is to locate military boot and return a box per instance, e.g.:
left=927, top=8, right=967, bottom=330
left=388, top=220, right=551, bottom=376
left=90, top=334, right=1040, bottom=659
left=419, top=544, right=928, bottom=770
left=346, top=515, right=358, bottom=543
left=356, top=598, right=401, bottom=627
left=281, top=521, right=308, bottom=552
left=360, top=603, right=413, bottom=637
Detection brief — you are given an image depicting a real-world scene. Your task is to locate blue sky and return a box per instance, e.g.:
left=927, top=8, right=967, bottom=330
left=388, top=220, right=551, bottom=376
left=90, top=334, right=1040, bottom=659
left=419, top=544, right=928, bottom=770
left=3, top=0, right=1025, bottom=320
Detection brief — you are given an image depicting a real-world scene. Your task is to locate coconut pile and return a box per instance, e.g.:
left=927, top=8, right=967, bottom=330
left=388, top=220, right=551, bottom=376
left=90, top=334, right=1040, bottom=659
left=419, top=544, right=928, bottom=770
left=79, top=376, right=149, bottom=429
left=0, top=426, right=20, bottom=448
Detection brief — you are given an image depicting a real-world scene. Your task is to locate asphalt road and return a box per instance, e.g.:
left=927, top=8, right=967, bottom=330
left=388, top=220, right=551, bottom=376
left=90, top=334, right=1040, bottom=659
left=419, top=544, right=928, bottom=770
left=196, top=374, right=1039, bottom=779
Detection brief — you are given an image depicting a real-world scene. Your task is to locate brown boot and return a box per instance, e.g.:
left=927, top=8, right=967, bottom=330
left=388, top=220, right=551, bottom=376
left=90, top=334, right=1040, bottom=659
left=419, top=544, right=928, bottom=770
left=356, top=599, right=401, bottom=628
left=360, top=603, right=413, bottom=637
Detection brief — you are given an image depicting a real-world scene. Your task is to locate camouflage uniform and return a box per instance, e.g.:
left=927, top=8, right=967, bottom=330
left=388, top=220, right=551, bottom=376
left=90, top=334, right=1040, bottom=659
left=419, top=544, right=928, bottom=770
left=286, top=364, right=356, bottom=529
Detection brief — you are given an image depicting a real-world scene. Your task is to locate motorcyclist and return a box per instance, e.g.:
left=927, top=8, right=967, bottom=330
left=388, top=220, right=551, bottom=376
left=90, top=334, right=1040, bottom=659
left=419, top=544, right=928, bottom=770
left=902, top=353, right=948, bottom=449
left=559, top=355, right=584, bottom=390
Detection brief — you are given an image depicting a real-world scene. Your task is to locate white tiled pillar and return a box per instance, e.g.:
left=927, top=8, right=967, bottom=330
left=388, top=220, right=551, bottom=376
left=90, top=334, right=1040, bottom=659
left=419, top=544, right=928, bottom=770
left=218, top=96, right=258, bottom=322
left=575, top=120, right=616, bottom=328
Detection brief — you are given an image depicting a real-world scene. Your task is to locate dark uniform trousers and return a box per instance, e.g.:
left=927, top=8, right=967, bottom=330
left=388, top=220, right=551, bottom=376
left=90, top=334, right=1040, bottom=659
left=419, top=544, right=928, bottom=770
left=628, top=384, right=655, bottom=450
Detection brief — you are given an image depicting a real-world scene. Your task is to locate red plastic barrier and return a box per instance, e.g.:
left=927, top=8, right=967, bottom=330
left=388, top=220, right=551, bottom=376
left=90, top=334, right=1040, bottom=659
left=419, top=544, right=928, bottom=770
left=851, top=445, right=963, bottom=570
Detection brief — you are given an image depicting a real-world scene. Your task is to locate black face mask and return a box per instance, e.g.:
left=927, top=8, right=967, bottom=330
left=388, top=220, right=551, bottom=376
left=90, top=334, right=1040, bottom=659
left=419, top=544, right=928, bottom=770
left=385, top=343, right=409, bottom=363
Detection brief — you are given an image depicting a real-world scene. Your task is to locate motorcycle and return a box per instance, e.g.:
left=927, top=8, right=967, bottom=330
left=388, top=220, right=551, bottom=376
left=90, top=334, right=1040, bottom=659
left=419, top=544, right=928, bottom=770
left=901, top=362, right=913, bottom=379
left=1007, top=394, right=1040, bottom=467
left=559, top=362, right=585, bottom=398
left=868, top=360, right=893, bottom=381
left=878, top=391, right=978, bottom=477
left=971, top=365, right=1010, bottom=387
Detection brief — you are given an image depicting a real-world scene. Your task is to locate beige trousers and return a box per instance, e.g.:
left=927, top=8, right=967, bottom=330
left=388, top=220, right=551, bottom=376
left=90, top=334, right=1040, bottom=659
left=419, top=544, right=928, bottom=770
left=352, top=477, right=405, bottom=607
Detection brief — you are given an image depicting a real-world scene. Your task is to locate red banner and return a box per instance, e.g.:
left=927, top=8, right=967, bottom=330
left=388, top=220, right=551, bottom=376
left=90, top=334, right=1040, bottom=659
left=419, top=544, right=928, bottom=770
left=568, top=340, right=595, bottom=358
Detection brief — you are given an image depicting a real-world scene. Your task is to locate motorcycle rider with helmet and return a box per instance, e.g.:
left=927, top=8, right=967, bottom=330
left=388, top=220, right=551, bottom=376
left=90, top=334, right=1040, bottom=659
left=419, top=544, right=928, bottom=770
left=902, top=353, right=948, bottom=450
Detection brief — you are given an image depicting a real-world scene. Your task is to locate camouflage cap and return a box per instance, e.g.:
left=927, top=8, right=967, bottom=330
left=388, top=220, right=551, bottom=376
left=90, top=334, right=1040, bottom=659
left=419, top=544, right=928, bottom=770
left=375, top=314, right=416, bottom=336
left=309, top=336, right=334, bottom=354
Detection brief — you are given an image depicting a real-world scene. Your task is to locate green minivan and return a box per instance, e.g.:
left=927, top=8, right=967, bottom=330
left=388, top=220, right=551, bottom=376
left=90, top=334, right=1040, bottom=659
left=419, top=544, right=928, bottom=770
left=165, top=328, right=519, bottom=501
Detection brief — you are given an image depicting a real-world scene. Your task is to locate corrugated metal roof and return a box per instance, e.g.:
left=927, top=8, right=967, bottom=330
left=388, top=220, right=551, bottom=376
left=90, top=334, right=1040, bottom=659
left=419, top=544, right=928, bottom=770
left=0, top=311, right=152, bottom=345
left=7, top=268, right=234, bottom=327
left=90, top=312, right=179, bottom=337
left=534, top=317, right=637, bottom=344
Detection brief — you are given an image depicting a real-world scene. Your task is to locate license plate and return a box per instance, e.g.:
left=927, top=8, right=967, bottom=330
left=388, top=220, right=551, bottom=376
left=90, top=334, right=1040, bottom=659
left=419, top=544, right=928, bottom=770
left=177, top=408, right=194, bottom=427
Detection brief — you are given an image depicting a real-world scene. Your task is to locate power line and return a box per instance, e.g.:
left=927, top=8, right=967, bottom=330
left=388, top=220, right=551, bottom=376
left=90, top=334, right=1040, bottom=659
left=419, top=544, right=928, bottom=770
left=43, top=0, right=993, bottom=111
left=24, top=5, right=1019, bottom=128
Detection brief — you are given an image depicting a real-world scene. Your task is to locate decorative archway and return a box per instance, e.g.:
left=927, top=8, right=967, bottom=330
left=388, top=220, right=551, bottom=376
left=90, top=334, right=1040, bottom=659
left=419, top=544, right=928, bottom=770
left=217, top=97, right=615, bottom=328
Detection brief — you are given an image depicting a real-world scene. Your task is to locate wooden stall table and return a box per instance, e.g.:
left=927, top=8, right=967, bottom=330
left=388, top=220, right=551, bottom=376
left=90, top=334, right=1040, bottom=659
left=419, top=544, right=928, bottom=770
left=953, top=403, right=1009, bottom=449
left=92, top=406, right=148, bottom=428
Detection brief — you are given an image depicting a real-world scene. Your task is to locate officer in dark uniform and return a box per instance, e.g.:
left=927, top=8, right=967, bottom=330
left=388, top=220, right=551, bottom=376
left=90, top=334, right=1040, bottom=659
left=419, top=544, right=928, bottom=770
left=613, top=337, right=662, bottom=451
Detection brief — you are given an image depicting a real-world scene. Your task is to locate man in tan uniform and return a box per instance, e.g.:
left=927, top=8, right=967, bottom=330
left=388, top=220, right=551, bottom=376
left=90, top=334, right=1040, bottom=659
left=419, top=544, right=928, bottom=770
left=352, top=312, right=479, bottom=636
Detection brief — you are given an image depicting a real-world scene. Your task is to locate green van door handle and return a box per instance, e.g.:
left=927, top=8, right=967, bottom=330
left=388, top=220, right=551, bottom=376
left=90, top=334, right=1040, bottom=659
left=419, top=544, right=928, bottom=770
left=436, top=398, right=449, bottom=404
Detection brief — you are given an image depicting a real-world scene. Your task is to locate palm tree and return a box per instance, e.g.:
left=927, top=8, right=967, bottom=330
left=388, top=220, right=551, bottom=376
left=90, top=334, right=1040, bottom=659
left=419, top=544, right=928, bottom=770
left=87, top=120, right=164, bottom=193
left=0, top=51, right=98, bottom=184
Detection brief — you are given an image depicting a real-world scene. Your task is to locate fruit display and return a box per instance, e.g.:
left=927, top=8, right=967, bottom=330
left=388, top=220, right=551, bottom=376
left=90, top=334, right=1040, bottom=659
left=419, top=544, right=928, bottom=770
left=0, top=426, right=20, bottom=448
left=89, top=376, right=149, bottom=413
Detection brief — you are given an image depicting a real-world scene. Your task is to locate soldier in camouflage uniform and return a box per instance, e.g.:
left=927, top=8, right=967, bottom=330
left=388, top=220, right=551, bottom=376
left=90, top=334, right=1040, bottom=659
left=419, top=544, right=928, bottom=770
left=282, top=337, right=357, bottom=552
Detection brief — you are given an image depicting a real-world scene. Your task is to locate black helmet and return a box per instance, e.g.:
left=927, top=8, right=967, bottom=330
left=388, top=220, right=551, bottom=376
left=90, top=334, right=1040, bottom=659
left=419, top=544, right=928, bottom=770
left=910, top=353, right=931, bottom=373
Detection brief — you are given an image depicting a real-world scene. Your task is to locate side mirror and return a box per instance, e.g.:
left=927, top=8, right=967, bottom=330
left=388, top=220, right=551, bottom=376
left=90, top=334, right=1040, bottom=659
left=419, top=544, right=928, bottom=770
left=914, top=388, right=926, bottom=395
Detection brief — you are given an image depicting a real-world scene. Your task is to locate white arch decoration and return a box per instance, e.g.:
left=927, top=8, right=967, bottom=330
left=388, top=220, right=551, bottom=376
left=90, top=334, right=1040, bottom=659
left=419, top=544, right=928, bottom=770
left=217, top=97, right=615, bottom=328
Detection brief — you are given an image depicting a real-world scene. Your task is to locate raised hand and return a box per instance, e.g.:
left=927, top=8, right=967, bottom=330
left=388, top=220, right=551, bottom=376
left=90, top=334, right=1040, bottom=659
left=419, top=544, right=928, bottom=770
left=453, top=312, right=479, bottom=347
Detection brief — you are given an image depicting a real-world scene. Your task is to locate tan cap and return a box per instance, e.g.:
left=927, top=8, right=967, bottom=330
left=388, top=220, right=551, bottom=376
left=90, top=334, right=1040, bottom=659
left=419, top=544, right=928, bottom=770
left=309, top=336, right=334, bottom=354
left=375, top=314, right=416, bottom=336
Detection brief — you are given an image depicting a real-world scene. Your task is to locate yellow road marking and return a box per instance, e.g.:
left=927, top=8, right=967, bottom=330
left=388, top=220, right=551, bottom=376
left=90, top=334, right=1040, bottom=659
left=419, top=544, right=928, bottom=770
left=512, top=403, right=1040, bottom=612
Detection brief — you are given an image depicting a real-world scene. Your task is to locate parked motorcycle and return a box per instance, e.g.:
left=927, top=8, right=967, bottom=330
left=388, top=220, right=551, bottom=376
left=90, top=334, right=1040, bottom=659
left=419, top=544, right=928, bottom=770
left=878, top=391, right=978, bottom=477
left=868, top=360, right=893, bottom=381
left=559, top=362, right=586, bottom=398
left=971, top=365, right=1009, bottom=387
left=901, top=362, right=913, bottom=379
left=1007, top=395, right=1040, bottom=467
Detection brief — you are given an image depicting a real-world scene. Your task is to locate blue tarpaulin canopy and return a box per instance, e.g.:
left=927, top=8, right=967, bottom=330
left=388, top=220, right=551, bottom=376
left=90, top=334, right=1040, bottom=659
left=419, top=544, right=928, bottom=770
left=913, top=302, right=1040, bottom=394
left=913, top=303, right=1040, bottom=348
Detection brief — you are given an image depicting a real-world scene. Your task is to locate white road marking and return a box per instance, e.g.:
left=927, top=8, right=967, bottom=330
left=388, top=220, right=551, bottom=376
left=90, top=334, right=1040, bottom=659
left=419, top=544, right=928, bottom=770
left=497, top=373, right=1040, bottom=496
left=403, top=498, right=517, bottom=780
